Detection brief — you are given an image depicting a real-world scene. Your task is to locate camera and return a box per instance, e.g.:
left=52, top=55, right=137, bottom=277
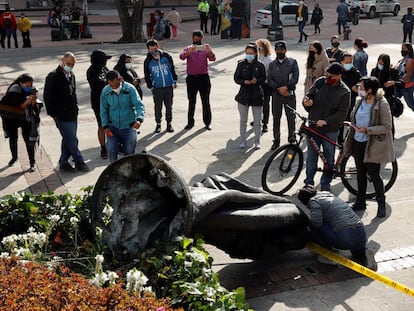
left=30, top=87, right=38, bottom=95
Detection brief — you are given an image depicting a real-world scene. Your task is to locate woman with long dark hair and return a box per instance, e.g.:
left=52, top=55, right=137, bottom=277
left=0, top=73, right=39, bottom=171
left=304, top=41, right=329, bottom=93
left=343, top=77, right=394, bottom=218
left=114, top=54, right=143, bottom=99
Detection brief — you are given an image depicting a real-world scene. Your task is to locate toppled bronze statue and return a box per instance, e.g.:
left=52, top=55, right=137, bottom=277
left=90, top=153, right=309, bottom=261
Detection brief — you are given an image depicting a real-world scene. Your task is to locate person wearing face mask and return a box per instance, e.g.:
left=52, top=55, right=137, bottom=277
left=394, top=42, right=414, bottom=111
left=303, top=62, right=350, bottom=191
left=234, top=44, right=266, bottom=150
left=296, top=0, right=309, bottom=43
left=144, top=39, right=177, bottom=133
left=338, top=52, right=361, bottom=144
left=180, top=30, right=216, bottom=130
left=304, top=41, right=329, bottom=93
left=44, top=51, right=89, bottom=172
left=114, top=54, right=143, bottom=100
left=87, top=49, right=112, bottom=159
left=100, top=70, right=145, bottom=164
left=326, top=35, right=344, bottom=64
left=268, top=40, right=299, bottom=150
left=152, top=10, right=167, bottom=41
left=371, top=54, right=405, bottom=136
left=343, top=77, right=394, bottom=217
left=0, top=74, right=40, bottom=172
left=310, top=3, right=323, bottom=34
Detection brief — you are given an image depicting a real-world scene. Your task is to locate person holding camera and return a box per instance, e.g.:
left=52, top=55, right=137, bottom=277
left=0, top=74, right=40, bottom=172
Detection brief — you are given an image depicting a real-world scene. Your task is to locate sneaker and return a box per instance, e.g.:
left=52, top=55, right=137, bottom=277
left=365, top=249, right=378, bottom=271
left=240, top=142, right=246, bottom=149
left=271, top=141, right=280, bottom=150
left=317, top=255, right=338, bottom=266
left=60, top=163, right=76, bottom=172
left=100, top=146, right=108, bottom=159
left=254, top=144, right=261, bottom=150
left=75, top=162, right=90, bottom=172
left=155, top=123, right=161, bottom=133
left=8, top=158, right=17, bottom=167
left=166, top=124, right=175, bottom=132
left=28, top=164, right=36, bottom=172
left=204, top=124, right=212, bottom=130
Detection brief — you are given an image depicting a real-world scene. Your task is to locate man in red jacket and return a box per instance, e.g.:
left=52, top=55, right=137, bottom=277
left=1, top=8, right=18, bottom=48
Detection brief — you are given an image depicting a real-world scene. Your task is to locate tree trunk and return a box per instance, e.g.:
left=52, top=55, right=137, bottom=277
left=115, top=0, right=145, bottom=43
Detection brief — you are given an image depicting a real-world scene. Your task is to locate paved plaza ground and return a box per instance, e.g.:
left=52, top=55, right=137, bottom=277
left=1, top=0, right=414, bottom=309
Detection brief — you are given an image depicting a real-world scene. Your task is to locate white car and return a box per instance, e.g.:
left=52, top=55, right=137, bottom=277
left=345, top=0, right=400, bottom=18
left=256, top=1, right=313, bottom=27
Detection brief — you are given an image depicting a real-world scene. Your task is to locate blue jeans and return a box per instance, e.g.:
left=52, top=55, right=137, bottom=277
left=55, top=119, right=84, bottom=165
left=106, top=125, right=137, bottom=163
left=298, top=21, right=306, bottom=41
left=311, top=223, right=367, bottom=259
left=400, top=86, right=414, bottom=112
left=304, top=131, right=338, bottom=190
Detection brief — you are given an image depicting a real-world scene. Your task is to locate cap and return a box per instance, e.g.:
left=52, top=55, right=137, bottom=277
left=274, top=40, right=287, bottom=50
left=92, top=49, right=112, bottom=60
left=326, top=62, right=343, bottom=75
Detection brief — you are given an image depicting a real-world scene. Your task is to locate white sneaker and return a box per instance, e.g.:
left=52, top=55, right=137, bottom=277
left=254, top=144, right=261, bottom=150
left=317, top=255, right=338, bottom=266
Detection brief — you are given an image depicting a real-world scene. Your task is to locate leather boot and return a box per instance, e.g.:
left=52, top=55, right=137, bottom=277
left=352, top=194, right=366, bottom=211
left=376, top=195, right=386, bottom=218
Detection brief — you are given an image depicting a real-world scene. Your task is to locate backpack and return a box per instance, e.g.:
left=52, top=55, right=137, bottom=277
left=164, top=21, right=171, bottom=39
left=388, top=95, right=404, bottom=118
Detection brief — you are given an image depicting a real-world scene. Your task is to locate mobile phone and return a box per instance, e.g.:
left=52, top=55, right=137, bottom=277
left=343, top=121, right=360, bottom=129
left=195, top=44, right=206, bottom=51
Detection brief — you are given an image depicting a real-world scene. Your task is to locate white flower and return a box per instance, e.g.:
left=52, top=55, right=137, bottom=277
left=0, top=252, right=10, bottom=258
left=48, top=214, right=61, bottom=225
left=126, top=268, right=148, bottom=293
left=2, top=234, right=18, bottom=250
left=102, top=205, right=113, bottom=219
left=70, top=216, right=80, bottom=229
left=95, top=254, right=104, bottom=265
left=89, top=272, right=109, bottom=287
left=106, top=271, right=119, bottom=285
left=15, top=247, right=31, bottom=259
left=95, top=226, right=103, bottom=239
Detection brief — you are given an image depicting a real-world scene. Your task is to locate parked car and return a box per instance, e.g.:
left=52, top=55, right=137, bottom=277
left=256, top=1, right=313, bottom=27
left=345, top=0, right=400, bottom=19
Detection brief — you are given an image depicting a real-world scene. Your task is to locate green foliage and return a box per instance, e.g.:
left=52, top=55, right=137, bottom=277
left=140, top=236, right=252, bottom=311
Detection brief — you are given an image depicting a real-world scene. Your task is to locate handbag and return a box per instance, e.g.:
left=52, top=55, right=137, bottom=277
left=388, top=95, right=404, bottom=118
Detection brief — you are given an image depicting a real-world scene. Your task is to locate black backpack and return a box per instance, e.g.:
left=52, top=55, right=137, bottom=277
left=164, top=21, right=171, bottom=39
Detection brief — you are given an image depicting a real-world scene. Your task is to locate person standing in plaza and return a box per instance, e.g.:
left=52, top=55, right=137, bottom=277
left=268, top=41, right=299, bottom=150
left=343, top=77, right=394, bottom=218
left=70, top=7, right=81, bottom=40
left=100, top=70, right=145, bottom=164
left=0, top=10, right=6, bottom=48
left=229, top=0, right=246, bottom=40
left=114, top=54, right=143, bottom=100
left=198, top=0, right=210, bottom=34
left=394, top=42, right=414, bottom=112
left=180, top=30, right=216, bottom=130
left=401, top=7, right=414, bottom=44
left=209, top=1, right=219, bottom=35
left=234, top=44, right=266, bottom=150
left=152, top=10, right=167, bottom=41
left=0, top=74, right=39, bottom=172
left=304, top=41, right=329, bottom=94
left=297, top=186, right=377, bottom=270
left=165, top=7, right=182, bottom=39
left=2, top=8, right=18, bottom=48
left=17, top=12, right=31, bottom=48
left=353, top=37, right=369, bottom=76
left=144, top=39, right=177, bottom=133
left=336, top=0, right=349, bottom=36
left=86, top=49, right=112, bottom=159
left=256, top=38, right=274, bottom=133
left=326, top=35, right=344, bottom=64
left=303, top=62, right=350, bottom=191
left=296, top=0, right=308, bottom=43
left=310, top=3, right=323, bottom=35
left=44, top=52, right=89, bottom=172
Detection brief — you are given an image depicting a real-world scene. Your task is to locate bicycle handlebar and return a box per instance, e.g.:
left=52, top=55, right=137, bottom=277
left=285, top=104, right=317, bottom=126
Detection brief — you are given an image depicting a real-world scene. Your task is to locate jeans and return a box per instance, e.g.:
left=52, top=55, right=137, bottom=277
left=6, top=28, right=17, bottom=48
left=55, top=119, right=85, bottom=165
left=338, top=18, right=347, bottom=34
left=238, top=103, right=262, bottom=146
left=311, top=223, right=367, bottom=259
left=400, top=86, right=414, bottom=111
left=230, top=17, right=243, bottom=39
left=106, top=124, right=137, bottom=163
left=304, top=131, right=338, bottom=190
left=298, top=21, right=307, bottom=41
left=152, top=87, right=173, bottom=124
left=186, top=74, right=212, bottom=126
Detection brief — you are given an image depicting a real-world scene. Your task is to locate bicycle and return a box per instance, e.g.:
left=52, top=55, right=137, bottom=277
left=261, top=105, right=398, bottom=198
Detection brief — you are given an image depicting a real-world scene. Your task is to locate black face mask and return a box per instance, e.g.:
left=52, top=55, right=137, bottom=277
left=331, top=42, right=340, bottom=48
left=276, top=52, right=285, bottom=60
left=401, top=50, right=409, bottom=57
left=193, top=41, right=202, bottom=45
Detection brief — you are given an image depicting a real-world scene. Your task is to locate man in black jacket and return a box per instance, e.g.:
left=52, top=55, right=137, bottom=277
left=44, top=51, right=89, bottom=172
left=87, top=49, right=112, bottom=159
left=229, top=0, right=245, bottom=39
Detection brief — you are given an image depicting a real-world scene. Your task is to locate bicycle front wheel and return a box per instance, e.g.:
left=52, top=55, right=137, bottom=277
left=262, top=144, right=303, bottom=195
left=340, top=156, right=398, bottom=198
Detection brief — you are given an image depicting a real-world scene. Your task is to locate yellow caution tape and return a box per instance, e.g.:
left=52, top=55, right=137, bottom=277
left=306, top=242, right=414, bottom=298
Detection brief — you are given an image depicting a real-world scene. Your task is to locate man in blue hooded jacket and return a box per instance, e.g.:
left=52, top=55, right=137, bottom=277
left=100, top=70, right=145, bottom=163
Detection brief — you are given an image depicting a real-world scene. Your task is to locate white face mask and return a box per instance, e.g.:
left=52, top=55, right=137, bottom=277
left=299, top=1, right=304, bottom=5
left=358, top=89, right=366, bottom=97
left=125, top=63, right=133, bottom=70
left=63, top=64, right=72, bottom=72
